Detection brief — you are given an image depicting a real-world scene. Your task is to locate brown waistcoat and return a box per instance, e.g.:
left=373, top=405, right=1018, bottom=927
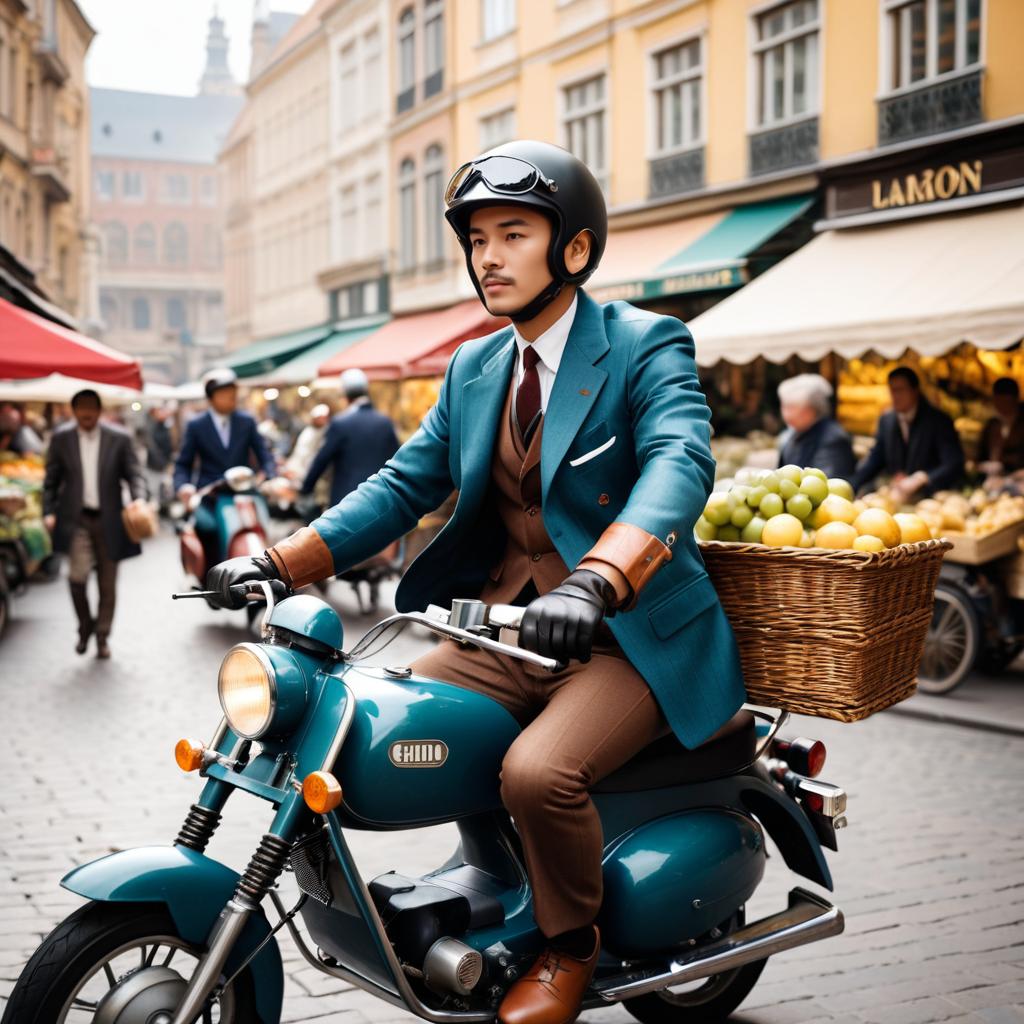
left=479, top=379, right=570, bottom=605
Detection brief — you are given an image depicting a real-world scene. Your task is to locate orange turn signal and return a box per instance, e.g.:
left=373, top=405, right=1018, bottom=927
left=303, top=771, right=343, bottom=814
left=175, top=738, right=206, bottom=773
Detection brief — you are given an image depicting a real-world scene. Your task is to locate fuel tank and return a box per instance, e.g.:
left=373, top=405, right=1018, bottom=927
left=600, top=809, right=766, bottom=957
left=332, top=665, right=521, bottom=828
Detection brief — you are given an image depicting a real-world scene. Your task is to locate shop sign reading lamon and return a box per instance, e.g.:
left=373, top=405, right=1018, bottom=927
left=871, top=160, right=982, bottom=210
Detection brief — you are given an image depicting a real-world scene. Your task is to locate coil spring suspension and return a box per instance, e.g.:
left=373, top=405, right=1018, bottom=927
left=234, top=833, right=292, bottom=907
left=175, top=804, right=222, bottom=854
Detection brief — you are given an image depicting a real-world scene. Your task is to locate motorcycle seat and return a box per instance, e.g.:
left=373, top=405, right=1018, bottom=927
left=592, top=710, right=757, bottom=793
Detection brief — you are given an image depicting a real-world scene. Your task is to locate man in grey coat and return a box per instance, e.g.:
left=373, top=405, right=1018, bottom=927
left=43, top=390, right=147, bottom=659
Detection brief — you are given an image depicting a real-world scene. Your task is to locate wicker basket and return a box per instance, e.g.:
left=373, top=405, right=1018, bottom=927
left=699, top=538, right=952, bottom=722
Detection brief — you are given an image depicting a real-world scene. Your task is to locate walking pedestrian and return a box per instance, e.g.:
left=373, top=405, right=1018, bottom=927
left=42, top=389, right=148, bottom=659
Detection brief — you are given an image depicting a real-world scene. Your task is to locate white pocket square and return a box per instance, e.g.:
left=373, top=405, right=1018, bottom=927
left=569, top=435, right=617, bottom=467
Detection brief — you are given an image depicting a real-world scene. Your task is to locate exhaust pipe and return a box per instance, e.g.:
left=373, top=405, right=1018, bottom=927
left=597, top=888, right=843, bottom=1002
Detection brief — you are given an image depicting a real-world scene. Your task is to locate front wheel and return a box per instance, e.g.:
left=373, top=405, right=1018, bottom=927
left=1, top=901, right=259, bottom=1024
left=917, top=583, right=981, bottom=695
left=623, top=959, right=767, bottom=1023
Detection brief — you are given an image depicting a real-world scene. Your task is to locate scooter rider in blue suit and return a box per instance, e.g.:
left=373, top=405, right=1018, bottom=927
left=208, top=141, right=746, bottom=1024
left=173, top=368, right=276, bottom=573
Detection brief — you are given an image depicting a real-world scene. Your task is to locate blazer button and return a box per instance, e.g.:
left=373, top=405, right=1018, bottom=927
left=598, top=493, right=610, bottom=506
left=531, top=552, right=542, bottom=562
left=527, top=505, right=538, bottom=516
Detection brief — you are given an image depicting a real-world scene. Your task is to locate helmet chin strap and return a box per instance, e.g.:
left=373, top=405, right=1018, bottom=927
left=503, top=278, right=565, bottom=324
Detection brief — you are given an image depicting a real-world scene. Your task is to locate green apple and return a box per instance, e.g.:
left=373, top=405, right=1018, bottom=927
left=778, top=478, right=799, bottom=501
left=799, top=475, right=829, bottom=507
left=741, top=516, right=766, bottom=543
left=731, top=504, right=754, bottom=528
left=778, top=464, right=803, bottom=484
left=717, top=524, right=741, bottom=542
left=746, top=485, right=769, bottom=509
left=704, top=492, right=734, bottom=526
left=759, top=492, right=785, bottom=519
left=730, top=484, right=752, bottom=503
left=786, top=493, right=813, bottom=520
left=694, top=516, right=717, bottom=541
left=760, top=472, right=781, bottom=494
left=803, top=467, right=828, bottom=482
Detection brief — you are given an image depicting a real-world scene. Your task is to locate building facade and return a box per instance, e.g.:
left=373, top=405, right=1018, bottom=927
left=90, top=12, right=246, bottom=384
left=0, top=0, right=95, bottom=324
left=221, top=2, right=332, bottom=352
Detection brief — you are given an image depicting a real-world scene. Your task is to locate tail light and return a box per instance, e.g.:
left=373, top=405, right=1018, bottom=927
left=770, top=736, right=827, bottom=778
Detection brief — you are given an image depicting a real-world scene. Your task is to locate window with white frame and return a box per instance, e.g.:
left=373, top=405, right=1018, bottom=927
left=651, top=38, right=702, bottom=154
left=479, top=107, right=516, bottom=150
left=753, top=0, right=820, bottom=128
left=339, top=184, right=359, bottom=262
left=163, top=173, right=190, bottom=204
left=364, top=27, right=382, bottom=118
left=424, top=0, right=444, bottom=80
left=562, top=74, right=607, bottom=184
left=398, top=8, right=416, bottom=95
left=122, top=171, right=144, bottom=200
left=398, top=158, right=417, bottom=271
left=423, top=144, right=445, bottom=266
left=885, top=0, right=981, bottom=91
left=481, top=0, right=515, bottom=41
left=339, top=41, right=358, bottom=131
left=95, top=170, right=114, bottom=200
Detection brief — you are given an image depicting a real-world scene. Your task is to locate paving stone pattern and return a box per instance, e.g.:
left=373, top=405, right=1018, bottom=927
left=1, top=532, right=1022, bottom=1023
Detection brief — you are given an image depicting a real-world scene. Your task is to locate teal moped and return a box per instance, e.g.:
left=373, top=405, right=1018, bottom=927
left=3, top=581, right=848, bottom=1023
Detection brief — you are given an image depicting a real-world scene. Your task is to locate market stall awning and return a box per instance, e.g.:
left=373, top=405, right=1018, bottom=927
left=0, top=373, right=142, bottom=403
left=243, top=318, right=388, bottom=387
left=689, top=202, right=1024, bottom=367
left=587, top=195, right=813, bottom=304
left=319, top=301, right=506, bottom=381
left=223, top=323, right=332, bottom=378
left=0, top=298, right=142, bottom=389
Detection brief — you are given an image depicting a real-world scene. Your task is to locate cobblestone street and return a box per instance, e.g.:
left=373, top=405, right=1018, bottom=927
left=2, top=530, right=1023, bottom=1023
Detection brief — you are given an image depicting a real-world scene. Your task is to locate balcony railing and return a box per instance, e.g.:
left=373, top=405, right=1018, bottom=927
left=648, top=148, right=705, bottom=200
left=30, top=145, right=71, bottom=202
left=749, top=117, right=819, bottom=177
left=878, top=68, right=983, bottom=146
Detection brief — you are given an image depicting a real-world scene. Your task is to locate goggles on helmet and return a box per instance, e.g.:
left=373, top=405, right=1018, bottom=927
left=445, top=155, right=558, bottom=208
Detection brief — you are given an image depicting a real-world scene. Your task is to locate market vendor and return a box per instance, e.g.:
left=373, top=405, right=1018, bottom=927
left=851, top=366, right=964, bottom=501
left=776, top=374, right=855, bottom=480
left=0, top=403, right=44, bottom=456
left=978, top=377, right=1024, bottom=476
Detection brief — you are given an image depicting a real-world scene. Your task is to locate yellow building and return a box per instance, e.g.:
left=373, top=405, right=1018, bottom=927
left=0, top=0, right=96, bottom=326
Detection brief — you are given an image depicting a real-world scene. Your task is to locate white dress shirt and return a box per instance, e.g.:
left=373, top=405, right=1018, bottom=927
left=211, top=410, right=232, bottom=448
left=78, top=426, right=101, bottom=510
left=511, top=292, right=578, bottom=413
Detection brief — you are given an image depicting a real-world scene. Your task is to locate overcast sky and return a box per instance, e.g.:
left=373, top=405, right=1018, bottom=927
left=80, top=0, right=311, bottom=96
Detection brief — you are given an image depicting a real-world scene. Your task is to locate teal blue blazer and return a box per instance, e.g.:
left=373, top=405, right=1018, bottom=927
left=309, top=291, right=747, bottom=748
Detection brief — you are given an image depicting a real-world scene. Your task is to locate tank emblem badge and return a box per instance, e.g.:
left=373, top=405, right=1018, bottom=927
left=389, top=740, right=449, bottom=768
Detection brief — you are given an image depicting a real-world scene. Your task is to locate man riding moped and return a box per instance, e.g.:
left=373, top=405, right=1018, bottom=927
left=208, top=140, right=747, bottom=1024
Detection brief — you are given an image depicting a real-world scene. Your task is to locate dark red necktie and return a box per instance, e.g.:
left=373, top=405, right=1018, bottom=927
left=516, top=345, right=541, bottom=440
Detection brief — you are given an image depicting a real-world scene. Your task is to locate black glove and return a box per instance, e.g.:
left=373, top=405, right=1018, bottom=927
left=519, top=569, right=618, bottom=665
left=205, top=554, right=280, bottom=609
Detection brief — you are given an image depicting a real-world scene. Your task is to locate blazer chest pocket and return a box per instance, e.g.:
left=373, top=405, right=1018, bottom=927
left=568, top=423, right=616, bottom=470
left=648, top=574, right=720, bottom=641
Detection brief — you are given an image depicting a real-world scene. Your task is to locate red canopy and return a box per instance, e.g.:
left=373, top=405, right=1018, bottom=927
left=0, top=297, right=143, bottom=390
left=319, top=300, right=507, bottom=381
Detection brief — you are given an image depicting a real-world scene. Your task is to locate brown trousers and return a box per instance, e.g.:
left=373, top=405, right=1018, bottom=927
left=68, top=513, right=118, bottom=640
left=411, top=639, right=667, bottom=938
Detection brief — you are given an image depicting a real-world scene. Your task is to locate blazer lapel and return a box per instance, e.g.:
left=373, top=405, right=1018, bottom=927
left=540, top=292, right=609, bottom=501
left=98, top=425, right=112, bottom=490
left=458, top=333, right=515, bottom=512
left=68, top=428, right=83, bottom=506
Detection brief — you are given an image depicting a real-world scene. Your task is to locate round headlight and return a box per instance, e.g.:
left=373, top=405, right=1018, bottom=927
left=218, top=644, right=276, bottom=738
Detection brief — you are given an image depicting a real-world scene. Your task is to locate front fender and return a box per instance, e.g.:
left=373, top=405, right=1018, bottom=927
left=62, top=845, right=283, bottom=1023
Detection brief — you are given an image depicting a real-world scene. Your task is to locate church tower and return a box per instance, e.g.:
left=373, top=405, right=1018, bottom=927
left=198, top=6, right=241, bottom=96
left=249, top=0, right=273, bottom=82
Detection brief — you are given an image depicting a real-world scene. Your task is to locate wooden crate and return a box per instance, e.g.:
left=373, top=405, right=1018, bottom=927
left=943, top=521, right=1024, bottom=565
left=999, top=551, right=1024, bottom=599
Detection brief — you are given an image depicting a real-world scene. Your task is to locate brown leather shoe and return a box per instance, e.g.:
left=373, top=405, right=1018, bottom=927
left=498, top=927, right=599, bottom=1024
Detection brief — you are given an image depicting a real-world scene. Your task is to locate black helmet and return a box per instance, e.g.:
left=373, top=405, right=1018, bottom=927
left=445, top=140, right=607, bottom=320
left=202, top=367, right=238, bottom=399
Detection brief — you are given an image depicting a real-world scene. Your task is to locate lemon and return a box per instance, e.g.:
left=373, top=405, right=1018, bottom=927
left=761, top=513, right=804, bottom=547
left=759, top=492, right=785, bottom=519
left=853, top=534, right=885, bottom=552
left=694, top=516, right=717, bottom=541
left=853, top=508, right=901, bottom=548
left=815, top=494, right=858, bottom=525
left=815, top=521, right=858, bottom=549
left=803, top=467, right=828, bottom=482
left=827, top=478, right=855, bottom=501
left=893, top=512, right=932, bottom=544
left=800, top=529, right=815, bottom=548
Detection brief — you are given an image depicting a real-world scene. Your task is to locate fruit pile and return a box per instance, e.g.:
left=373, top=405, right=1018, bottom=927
left=697, top=465, right=934, bottom=551
left=915, top=490, right=1024, bottom=538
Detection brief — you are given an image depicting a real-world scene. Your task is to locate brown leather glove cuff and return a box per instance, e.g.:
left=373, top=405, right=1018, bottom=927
left=267, top=526, right=335, bottom=590
left=580, top=522, right=673, bottom=610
